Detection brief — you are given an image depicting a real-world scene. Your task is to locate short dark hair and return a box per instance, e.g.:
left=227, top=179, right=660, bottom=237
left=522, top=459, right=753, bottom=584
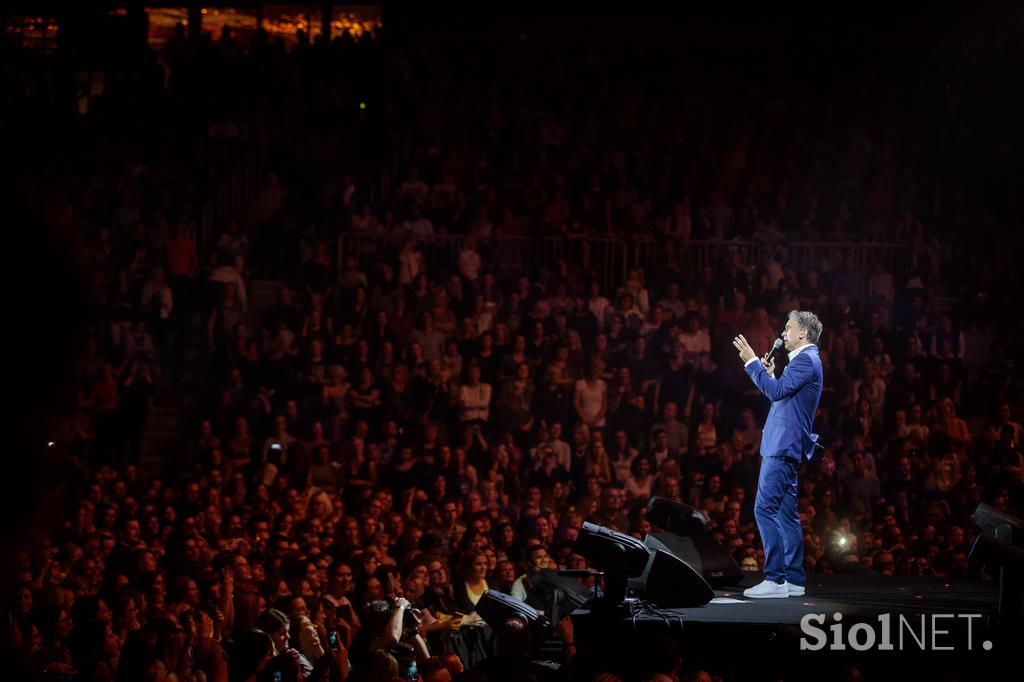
left=255, top=608, right=288, bottom=635
left=788, top=310, right=823, bottom=343
left=525, top=543, right=548, bottom=559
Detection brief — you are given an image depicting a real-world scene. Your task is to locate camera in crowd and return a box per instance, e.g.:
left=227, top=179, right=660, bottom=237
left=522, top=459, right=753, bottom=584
left=392, top=597, right=422, bottom=637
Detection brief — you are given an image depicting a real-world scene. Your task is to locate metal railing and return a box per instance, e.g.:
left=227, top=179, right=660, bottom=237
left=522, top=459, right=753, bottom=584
left=632, top=239, right=905, bottom=275
left=338, top=233, right=908, bottom=292
left=198, top=92, right=298, bottom=264
left=338, top=233, right=632, bottom=293
left=199, top=138, right=263, bottom=265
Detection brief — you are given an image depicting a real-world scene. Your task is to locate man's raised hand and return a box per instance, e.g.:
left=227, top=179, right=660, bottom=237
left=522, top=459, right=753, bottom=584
left=732, top=334, right=756, bottom=364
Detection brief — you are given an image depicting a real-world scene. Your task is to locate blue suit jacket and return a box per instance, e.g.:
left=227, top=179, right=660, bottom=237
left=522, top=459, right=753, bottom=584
left=744, top=344, right=824, bottom=462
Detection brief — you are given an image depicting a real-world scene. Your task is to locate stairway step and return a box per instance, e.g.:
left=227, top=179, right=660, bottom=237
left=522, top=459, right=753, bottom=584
left=129, top=334, right=223, bottom=473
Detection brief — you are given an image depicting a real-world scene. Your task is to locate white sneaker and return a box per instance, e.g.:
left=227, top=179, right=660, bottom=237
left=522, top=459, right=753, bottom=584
left=743, top=580, right=789, bottom=599
left=785, top=582, right=805, bottom=597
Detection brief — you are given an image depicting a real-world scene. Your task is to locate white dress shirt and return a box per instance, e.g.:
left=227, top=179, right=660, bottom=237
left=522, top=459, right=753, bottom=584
left=744, top=342, right=814, bottom=368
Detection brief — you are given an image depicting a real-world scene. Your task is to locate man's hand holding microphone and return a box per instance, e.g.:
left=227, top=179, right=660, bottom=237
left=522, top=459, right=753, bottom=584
left=733, top=335, right=783, bottom=374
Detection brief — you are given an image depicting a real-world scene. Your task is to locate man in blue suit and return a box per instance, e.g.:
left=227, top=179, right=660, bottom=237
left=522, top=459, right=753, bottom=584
left=732, top=310, right=823, bottom=598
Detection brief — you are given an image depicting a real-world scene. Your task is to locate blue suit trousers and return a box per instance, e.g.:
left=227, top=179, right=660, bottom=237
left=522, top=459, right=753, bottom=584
left=754, top=455, right=805, bottom=587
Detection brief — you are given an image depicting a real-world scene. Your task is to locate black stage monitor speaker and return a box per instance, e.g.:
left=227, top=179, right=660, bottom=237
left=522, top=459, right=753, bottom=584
left=628, top=548, right=714, bottom=607
left=646, top=533, right=744, bottom=588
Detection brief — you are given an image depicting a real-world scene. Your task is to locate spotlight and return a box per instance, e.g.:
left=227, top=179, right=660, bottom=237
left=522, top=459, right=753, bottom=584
left=971, top=503, right=1024, bottom=548
left=969, top=504, right=1024, bottom=622
left=572, top=522, right=714, bottom=611
left=536, top=570, right=597, bottom=621
left=475, top=589, right=551, bottom=638
left=645, top=496, right=709, bottom=533
left=572, top=522, right=650, bottom=608
left=572, top=522, right=650, bottom=574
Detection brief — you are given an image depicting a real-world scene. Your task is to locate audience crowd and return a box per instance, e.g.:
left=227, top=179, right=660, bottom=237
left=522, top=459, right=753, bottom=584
left=5, top=14, right=1024, bottom=682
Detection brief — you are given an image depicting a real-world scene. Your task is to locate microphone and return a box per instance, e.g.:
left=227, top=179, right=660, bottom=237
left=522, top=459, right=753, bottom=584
left=764, top=337, right=784, bottom=364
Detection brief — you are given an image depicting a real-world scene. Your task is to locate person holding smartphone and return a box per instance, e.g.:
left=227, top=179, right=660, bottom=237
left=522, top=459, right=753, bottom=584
left=319, top=628, right=350, bottom=681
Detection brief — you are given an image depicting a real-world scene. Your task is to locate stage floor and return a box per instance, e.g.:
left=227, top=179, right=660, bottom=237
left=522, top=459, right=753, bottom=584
left=569, top=573, right=1017, bottom=680
left=679, top=572, right=1001, bottom=625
